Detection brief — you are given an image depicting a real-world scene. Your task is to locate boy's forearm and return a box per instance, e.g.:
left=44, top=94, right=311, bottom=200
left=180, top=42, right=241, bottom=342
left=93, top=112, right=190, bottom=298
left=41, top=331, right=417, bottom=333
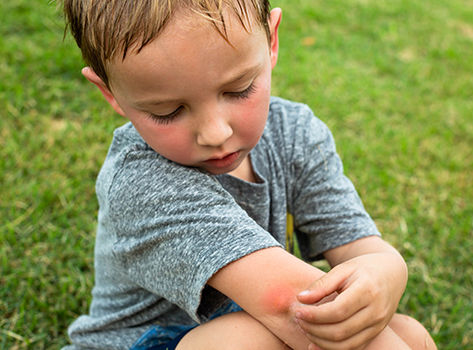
left=258, top=282, right=326, bottom=350
left=324, top=235, right=406, bottom=269
left=208, top=247, right=325, bottom=349
left=258, top=309, right=314, bottom=350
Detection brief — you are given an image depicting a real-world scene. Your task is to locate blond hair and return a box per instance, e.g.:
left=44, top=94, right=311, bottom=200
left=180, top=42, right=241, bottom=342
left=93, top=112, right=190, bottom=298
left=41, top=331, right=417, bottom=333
left=62, top=0, right=271, bottom=87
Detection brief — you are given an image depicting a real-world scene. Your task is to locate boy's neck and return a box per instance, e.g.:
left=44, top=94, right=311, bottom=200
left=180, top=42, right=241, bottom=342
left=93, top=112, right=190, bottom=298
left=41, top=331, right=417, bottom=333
left=228, top=155, right=257, bottom=183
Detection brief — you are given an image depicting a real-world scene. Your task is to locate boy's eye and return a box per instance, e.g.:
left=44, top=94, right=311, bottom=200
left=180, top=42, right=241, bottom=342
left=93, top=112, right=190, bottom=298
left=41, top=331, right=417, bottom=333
left=226, top=82, right=256, bottom=99
left=147, top=106, right=183, bottom=125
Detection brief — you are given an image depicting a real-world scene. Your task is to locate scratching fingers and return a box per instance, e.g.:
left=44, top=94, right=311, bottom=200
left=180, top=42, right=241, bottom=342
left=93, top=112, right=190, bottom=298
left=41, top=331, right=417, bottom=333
left=295, top=280, right=371, bottom=324
left=295, top=305, right=379, bottom=342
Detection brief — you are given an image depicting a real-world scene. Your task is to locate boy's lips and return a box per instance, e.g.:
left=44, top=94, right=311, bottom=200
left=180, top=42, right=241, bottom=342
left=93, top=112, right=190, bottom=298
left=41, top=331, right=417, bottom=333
left=204, top=151, right=240, bottom=169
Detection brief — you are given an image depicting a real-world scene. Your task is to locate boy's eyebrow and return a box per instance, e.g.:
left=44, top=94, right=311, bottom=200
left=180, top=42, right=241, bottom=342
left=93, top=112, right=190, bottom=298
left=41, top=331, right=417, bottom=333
left=222, top=63, right=262, bottom=86
left=134, top=64, right=262, bottom=107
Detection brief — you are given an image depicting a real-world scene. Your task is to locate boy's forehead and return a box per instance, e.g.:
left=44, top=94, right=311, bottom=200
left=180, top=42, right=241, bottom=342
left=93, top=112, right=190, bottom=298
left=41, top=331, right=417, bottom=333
left=109, top=7, right=269, bottom=96
left=107, top=6, right=267, bottom=88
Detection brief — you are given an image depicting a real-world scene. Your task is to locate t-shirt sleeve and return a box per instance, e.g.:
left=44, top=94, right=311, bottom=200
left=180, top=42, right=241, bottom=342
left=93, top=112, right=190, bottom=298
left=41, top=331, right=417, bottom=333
left=288, top=106, right=380, bottom=261
left=106, top=150, right=281, bottom=323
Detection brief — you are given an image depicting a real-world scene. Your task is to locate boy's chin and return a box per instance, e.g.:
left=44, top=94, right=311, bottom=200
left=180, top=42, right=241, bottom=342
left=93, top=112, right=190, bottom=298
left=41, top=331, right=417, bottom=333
left=199, top=166, right=239, bottom=176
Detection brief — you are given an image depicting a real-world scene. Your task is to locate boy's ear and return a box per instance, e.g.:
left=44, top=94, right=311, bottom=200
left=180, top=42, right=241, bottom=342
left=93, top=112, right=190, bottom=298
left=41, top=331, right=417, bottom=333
left=269, top=8, right=282, bottom=69
left=81, top=67, right=126, bottom=117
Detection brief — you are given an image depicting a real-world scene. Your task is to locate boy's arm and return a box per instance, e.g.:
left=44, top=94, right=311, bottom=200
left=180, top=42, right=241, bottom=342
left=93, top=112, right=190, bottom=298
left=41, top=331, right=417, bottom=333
left=208, top=246, right=324, bottom=350
left=294, top=236, right=408, bottom=349
left=208, top=236, right=408, bottom=350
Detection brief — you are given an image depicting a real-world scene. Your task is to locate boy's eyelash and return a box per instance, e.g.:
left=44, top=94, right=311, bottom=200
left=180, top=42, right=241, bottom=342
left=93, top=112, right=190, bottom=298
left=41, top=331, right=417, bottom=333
left=227, top=83, right=256, bottom=99
left=147, top=106, right=183, bottom=125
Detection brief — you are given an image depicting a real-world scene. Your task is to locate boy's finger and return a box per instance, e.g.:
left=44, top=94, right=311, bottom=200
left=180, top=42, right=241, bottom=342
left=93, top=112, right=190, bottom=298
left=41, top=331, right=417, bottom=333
left=299, top=320, right=378, bottom=350
left=297, top=264, right=352, bottom=304
left=295, top=280, right=369, bottom=323
left=296, top=304, right=376, bottom=341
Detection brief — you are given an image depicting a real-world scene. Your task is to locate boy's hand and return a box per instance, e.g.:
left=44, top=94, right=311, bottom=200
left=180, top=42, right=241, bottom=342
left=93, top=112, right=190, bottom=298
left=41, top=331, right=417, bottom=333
left=293, top=252, right=407, bottom=350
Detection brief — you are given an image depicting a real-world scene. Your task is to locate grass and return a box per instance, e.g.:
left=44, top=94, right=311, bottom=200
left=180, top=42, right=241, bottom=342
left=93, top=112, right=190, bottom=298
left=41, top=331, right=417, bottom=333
left=1, top=0, right=472, bottom=348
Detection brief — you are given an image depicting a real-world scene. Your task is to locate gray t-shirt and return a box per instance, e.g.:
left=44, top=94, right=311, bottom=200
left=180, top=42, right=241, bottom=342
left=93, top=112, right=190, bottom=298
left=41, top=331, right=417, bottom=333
left=64, top=97, right=380, bottom=349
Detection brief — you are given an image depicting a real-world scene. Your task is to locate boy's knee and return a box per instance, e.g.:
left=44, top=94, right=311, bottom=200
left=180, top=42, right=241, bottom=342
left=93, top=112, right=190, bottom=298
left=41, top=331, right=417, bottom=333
left=177, top=311, right=289, bottom=350
left=389, top=313, right=437, bottom=350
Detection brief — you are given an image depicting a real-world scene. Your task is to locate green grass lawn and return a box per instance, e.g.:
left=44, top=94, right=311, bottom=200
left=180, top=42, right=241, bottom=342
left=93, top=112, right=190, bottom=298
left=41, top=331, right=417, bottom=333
left=1, top=0, right=472, bottom=348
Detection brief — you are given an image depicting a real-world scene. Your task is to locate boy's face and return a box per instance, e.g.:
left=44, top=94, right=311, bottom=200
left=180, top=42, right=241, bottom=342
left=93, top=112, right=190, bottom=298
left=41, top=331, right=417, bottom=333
left=84, top=8, right=281, bottom=176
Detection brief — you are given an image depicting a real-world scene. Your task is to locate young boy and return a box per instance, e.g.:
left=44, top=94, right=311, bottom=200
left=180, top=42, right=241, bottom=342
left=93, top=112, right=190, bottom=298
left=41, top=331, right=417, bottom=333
left=61, top=1, right=436, bottom=349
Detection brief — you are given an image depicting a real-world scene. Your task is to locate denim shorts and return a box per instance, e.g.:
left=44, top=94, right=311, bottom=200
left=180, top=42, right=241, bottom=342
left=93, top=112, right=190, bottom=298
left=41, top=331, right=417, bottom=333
left=129, top=301, right=242, bottom=350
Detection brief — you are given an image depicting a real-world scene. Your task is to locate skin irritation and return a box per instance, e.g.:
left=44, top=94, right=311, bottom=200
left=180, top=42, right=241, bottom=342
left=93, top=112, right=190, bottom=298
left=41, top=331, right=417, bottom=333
left=261, top=284, right=297, bottom=314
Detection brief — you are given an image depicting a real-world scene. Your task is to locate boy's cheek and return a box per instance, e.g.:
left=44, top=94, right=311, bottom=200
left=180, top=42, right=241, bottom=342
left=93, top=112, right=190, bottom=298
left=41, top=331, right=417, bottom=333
left=237, top=90, right=271, bottom=131
left=133, top=122, right=195, bottom=162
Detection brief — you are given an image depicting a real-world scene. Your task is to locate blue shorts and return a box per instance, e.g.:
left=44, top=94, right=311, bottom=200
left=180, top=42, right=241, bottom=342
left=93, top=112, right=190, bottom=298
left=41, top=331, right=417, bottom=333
left=130, top=301, right=242, bottom=350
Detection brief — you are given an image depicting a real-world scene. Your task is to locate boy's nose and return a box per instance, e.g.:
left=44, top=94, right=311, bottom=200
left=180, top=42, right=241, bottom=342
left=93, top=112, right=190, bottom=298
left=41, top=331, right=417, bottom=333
left=196, top=113, right=233, bottom=147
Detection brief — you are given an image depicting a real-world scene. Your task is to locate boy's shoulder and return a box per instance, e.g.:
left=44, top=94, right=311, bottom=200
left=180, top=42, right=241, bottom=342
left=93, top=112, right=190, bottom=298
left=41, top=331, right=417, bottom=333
left=269, top=96, right=312, bottom=116
left=266, top=96, right=331, bottom=146
left=111, top=121, right=149, bottom=152
left=98, top=122, right=156, bottom=183
left=268, top=96, right=325, bottom=130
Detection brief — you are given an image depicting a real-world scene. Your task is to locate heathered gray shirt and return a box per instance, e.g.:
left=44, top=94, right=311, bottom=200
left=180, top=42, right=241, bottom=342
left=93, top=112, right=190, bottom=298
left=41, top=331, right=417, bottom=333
left=64, top=97, right=380, bottom=349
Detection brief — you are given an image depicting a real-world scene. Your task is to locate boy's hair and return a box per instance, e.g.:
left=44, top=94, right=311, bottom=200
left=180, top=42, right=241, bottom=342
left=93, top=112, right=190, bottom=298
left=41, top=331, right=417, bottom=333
left=63, top=0, right=271, bottom=88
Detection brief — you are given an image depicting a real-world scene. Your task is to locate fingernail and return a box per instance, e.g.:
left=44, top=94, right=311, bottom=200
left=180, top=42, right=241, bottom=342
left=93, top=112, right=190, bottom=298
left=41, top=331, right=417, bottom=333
left=298, top=290, right=310, bottom=296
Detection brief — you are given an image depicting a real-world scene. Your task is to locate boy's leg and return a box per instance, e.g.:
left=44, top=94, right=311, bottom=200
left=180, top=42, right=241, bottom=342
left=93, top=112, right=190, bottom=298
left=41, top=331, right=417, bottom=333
left=364, top=313, right=436, bottom=350
left=175, top=311, right=436, bottom=350
left=388, top=313, right=437, bottom=350
left=176, top=311, right=290, bottom=350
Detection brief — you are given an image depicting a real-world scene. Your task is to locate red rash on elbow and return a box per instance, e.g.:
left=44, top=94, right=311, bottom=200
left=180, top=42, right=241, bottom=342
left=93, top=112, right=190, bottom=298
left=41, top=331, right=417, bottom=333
left=261, top=285, right=296, bottom=314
